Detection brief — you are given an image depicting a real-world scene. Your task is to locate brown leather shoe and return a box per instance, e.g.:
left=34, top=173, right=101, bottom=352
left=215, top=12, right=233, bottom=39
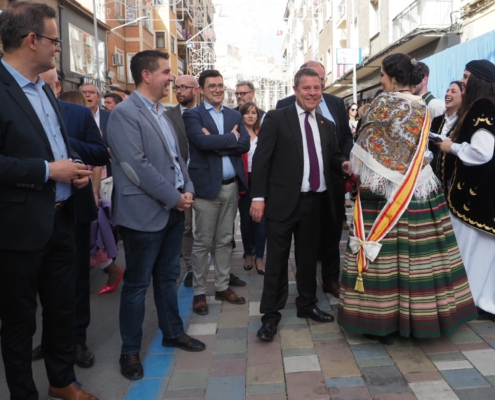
left=215, top=288, right=246, bottom=304
left=48, top=382, right=98, bottom=400
left=193, top=294, right=209, bottom=315
left=322, top=282, right=340, bottom=298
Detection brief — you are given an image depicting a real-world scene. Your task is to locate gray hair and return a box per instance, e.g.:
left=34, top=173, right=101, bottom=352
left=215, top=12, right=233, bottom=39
left=300, top=60, right=325, bottom=72
left=235, top=80, right=255, bottom=91
left=79, top=82, right=100, bottom=95
left=294, top=68, right=320, bottom=87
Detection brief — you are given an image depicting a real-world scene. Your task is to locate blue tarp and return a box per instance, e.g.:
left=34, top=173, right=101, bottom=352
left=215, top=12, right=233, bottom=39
left=421, top=29, right=495, bottom=98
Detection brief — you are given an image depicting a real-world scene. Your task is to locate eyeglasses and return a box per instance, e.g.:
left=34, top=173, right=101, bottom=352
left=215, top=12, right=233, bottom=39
left=206, top=84, right=225, bottom=91
left=81, top=90, right=97, bottom=95
left=234, top=91, right=253, bottom=97
left=173, top=85, right=196, bottom=92
left=22, top=33, right=62, bottom=48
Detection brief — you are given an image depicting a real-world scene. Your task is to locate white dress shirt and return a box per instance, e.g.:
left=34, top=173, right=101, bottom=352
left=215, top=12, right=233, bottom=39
left=93, top=107, right=100, bottom=129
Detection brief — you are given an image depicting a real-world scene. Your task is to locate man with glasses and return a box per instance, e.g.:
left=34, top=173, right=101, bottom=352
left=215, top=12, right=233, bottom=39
left=183, top=70, right=250, bottom=315
left=166, top=75, right=199, bottom=287
left=276, top=60, right=353, bottom=301
left=0, top=2, right=98, bottom=399
left=234, top=80, right=265, bottom=113
left=80, top=83, right=111, bottom=139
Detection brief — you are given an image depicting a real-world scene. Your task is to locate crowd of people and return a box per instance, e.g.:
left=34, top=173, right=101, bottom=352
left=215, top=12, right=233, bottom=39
left=1, top=2, right=495, bottom=400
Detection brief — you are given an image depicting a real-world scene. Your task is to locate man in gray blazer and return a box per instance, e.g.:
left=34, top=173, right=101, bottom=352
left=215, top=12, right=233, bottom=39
left=107, top=50, right=206, bottom=382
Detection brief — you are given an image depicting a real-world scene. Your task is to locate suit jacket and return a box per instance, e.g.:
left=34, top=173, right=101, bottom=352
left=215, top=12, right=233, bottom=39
left=0, top=61, right=94, bottom=251
left=251, top=103, right=346, bottom=222
left=165, top=104, right=189, bottom=162
left=183, top=102, right=250, bottom=199
left=276, top=93, right=353, bottom=158
left=58, top=99, right=109, bottom=167
left=107, top=92, right=194, bottom=232
left=99, top=107, right=111, bottom=138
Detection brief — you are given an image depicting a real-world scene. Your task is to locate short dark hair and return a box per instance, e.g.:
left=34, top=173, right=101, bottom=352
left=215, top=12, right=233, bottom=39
left=417, top=62, right=430, bottom=77
left=198, top=69, right=223, bottom=88
left=0, top=2, right=57, bottom=52
left=294, top=67, right=320, bottom=87
left=239, top=101, right=261, bottom=133
left=130, top=50, right=169, bottom=86
left=382, top=53, right=425, bottom=86
left=104, top=93, right=123, bottom=104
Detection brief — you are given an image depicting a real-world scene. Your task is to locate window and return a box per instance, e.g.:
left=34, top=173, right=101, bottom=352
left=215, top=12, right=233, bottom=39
left=116, top=48, right=125, bottom=82
left=127, top=53, right=136, bottom=84
left=369, top=0, right=380, bottom=38
left=171, top=35, right=177, bottom=53
left=155, top=31, right=167, bottom=49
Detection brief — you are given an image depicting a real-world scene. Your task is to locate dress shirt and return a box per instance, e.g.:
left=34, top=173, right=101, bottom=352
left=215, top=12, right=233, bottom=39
left=247, top=137, right=258, bottom=173
left=179, top=104, right=196, bottom=115
left=318, top=97, right=336, bottom=126
left=296, top=103, right=326, bottom=192
left=1, top=59, right=70, bottom=202
left=135, top=91, right=184, bottom=189
left=93, top=107, right=100, bottom=129
left=203, top=101, right=236, bottom=180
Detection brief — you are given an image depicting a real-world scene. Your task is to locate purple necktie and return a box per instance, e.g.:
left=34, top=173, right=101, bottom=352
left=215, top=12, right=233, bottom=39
left=304, top=111, right=320, bottom=192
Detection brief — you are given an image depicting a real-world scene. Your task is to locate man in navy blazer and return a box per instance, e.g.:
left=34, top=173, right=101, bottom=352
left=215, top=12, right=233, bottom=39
left=184, top=69, right=250, bottom=315
left=276, top=61, right=353, bottom=300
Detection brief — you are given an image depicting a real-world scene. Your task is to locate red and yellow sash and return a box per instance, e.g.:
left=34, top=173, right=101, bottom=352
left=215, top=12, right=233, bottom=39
left=349, top=110, right=431, bottom=292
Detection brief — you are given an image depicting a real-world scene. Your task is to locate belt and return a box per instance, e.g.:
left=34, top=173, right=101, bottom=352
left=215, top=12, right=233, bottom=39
left=221, top=177, right=237, bottom=185
left=300, top=191, right=320, bottom=198
left=54, top=201, right=66, bottom=212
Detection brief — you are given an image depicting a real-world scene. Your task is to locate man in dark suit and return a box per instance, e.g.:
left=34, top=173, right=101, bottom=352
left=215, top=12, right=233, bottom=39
left=183, top=69, right=250, bottom=315
left=234, top=80, right=266, bottom=120
left=38, top=68, right=109, bottom=368
left=0, top=3, right=98, bottom=399
left=276, top=60, right=353, bottom=299
left=251, top=68, right=350, bottom=341
left=80, top=82, right=111, bottom=137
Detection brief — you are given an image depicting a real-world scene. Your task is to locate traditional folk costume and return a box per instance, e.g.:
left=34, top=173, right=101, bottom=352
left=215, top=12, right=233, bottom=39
left=337, top=92, right=477, bottom=338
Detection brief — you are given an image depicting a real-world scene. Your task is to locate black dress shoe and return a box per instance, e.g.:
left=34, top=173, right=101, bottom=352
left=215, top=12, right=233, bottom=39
left=75, top=343, right=94, bottom=368
left=297, top=307, right=335, bottom=323
left=32, top=344, right=43, bottom=361
left=257, top=322, right=278, bottom=342
left=119, top=353, right=143, bottom=381
left=229, top=273, right=246, bottom=287
left=184, top=271, right=193, bottom=287
left=162, top=333, right=206, bottom=352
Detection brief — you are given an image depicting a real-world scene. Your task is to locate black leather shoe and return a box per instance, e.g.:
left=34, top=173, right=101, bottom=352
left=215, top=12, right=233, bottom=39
left=119, top=353, right=143, bottom=381
left=162, top=333, right=206, bottom=352
left=257, top=322, right=278, bottom=342
left=229, top=273, right=246, bottom=287
left=75, top=343, right=94, bottom=368
left=184, top=272, right=193, bottom=287
left=297, top=307, right=335, bottom=323
left=32, top=344, right=43, bottom=361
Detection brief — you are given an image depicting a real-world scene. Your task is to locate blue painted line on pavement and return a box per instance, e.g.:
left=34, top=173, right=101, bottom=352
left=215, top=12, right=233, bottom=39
left=123, top=277, right=194, bottom=400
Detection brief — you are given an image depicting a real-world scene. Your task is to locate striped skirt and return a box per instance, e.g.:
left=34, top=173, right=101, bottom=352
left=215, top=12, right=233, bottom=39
left=337, top=189, right=477, bottom=339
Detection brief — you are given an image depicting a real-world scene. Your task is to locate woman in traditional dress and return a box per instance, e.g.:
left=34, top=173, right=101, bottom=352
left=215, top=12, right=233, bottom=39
left=337, top=53, right=477, bottom=344
left=436, top=59, right=495, bottom=320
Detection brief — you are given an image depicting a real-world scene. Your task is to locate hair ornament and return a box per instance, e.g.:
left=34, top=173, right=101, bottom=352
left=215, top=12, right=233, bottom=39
left=411, top=58, right=418, bottom=67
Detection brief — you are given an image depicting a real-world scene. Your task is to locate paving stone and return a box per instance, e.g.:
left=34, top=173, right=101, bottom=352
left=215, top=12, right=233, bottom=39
left=320, top=359, right=361, bottom=378
left=462, top=349, right=495, bottom=375
left=373, top=394, right=416, bottom=400
left=247, top=343, right=283, bottom=367
left=283, top=355, right=321, bottom=373
left=216, top=327, right=248, bottom=340
left=246, top=394, right=287, bottom=400
left=282, top=347, right=317, bottom=357
left=218, top=311, right=249, bottom=328
left=308, top=319, right=343, bottom=334
left=248, top=331, right=280, bottom=345
left=246, top=365, right=284, bottom=385
left=199, top=304, right=222, bottom=318
left=325, top=376, right=365, bottom=388
left=387, top=347, right=436, bottom=374
left=383, top=336, right=417, bottom=349
left=126, top=378, right=166, bottom=399
left=434, top=360, right=473, bottom=370
left=141, top=354, right=175, bottom=378
left=248, top=320, right=263, bottom=333
left=315, top=338, right=353, bottom=361
left=279, top=323, right=309, bottom=330
left=245, top=383, right=286, bottom=395
left=213, top=338, right=247, bottom=354
left=485, top=375, right=495, bottom=386
left=249, top=301, right=262, bottom=316
left=456, top=387, right=495, bottom=399
left=456, top=343, right=491, bottom=351
left=467, top=321, right=495, bottom=336
left=480, top=334, right=495, bottom=342
left=168, top=370, right=209, bottom=390
left=209, top=359, right=246, bottom=377
left=403, top=371, right=444, bottom=383
left=490, top=342, right=495, bottom=350
left=204, top=376, right=245, bottom=400
left=356, top=357, right=394, bottom=367
left=286, top=371, right=328, bottom=400
left=212, top=352, right=247, bottom=361
left=447, top=329, right=484, bottom=344
left=343, top=331, right=380, bottom=345
left=427, top=352, right=466, bottom=362
left=327, top=386, right=372, bottom=400
left=417, top=337, right=458, bottom=354
left=174, top=335, right=215, bottom=371
left=278, top=315, right=307, bottom=326
left=312, top=332, right=344, bottom=340
left=186, top=322, right=218, bottom=336
left=361, top=365, right=411, bottom=396
left=350, top=343, right=389, bottom=359
left=163, top=389, right=206, bottom=399
left=280, top=328, right=314, bottom=349
left=409, top=381, right=459, bottom=400
left=441, top=369, right=491, bottom=389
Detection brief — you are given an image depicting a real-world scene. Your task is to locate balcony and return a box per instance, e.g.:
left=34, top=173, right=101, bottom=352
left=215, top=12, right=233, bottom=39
left=177, top=0, right=193, bottom=21
left=392, top=0, right=453, bottom=42
left=336, top=0, right=347, bottom=29
left=177, top=21, right=184, bottom=40
left=178, top=57, right=185, bottom=73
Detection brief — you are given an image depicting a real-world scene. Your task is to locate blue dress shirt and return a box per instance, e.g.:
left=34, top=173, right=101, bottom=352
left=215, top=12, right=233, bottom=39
left=203, top=101, right=236, bottom=180
left=134, top=91, right=184, bottom=189
left=1, top=59, right=70, bottom=202
left=319, top=97, right=336, bottom=126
